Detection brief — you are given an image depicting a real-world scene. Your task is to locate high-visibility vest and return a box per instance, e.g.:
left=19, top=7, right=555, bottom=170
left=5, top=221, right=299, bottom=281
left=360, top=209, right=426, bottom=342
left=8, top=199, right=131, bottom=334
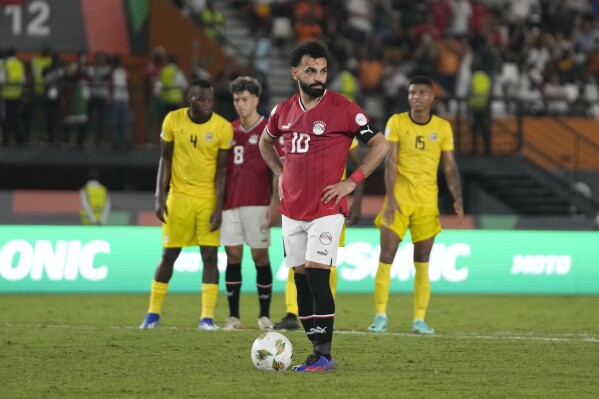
left=468, top=71, right=491, bottom=110
left=80, top=182, right=109, bottom=225
left=200, top=8, right=224, bottom=40
left=339, top=71, right=358, bottom=102
left=32, top=55, right=52, bottom=96
left=2, top=57, right=25, bottom=100
left=160, top=64, right=183, bottom=105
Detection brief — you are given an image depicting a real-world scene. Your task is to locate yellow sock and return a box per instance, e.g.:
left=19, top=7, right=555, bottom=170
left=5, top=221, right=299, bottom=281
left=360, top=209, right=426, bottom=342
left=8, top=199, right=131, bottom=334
left=413, top=262, right=430, bottom=321
left=201, top=283, right=219, bottom=320
left=374, top=262, right=392, bottom=314
left=148, top=280, right=168, bottom=314
left=330, top=266, right=338, bottom=300
left=285, top=267, right=298, bottom=316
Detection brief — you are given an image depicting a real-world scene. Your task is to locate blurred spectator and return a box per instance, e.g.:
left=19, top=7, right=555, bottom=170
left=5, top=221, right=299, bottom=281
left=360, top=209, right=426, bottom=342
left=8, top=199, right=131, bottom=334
left=200, top=0, right=225, bottom=45
left=346, top=0, right=372, bottom=44
left=581, top=74, right=599, bottom=118
left=248, top=26, right=271, bottom=115
left=425, top=0, right=452, bottom=37
left=381, top=49, right=411, bottom=116
left=160, top=53, right=188, bottom=114
left=110, top=55, right=133, bottom=151
left=413, top=32, right=438, bottom=77
left=30, top=45, right=52, bottom=143
left=329, top=57, right=361, bottom=102
left=357, top=45, right=384, bottom=93
left=144, top=46, right=166, bottom=146
left=62, top=52, right=90, bottom=148
left=1, top=47, right=26, bottom=146
left=270, top=0, right=294, bottom=50
left=294, top=13, right=323, bottom=43
left=448, top=0, right=472, bottom=37
left=435, top=33, right=466, bottom=94
left=250, top=0, right=272, bottom=31
left=80, top=168, right=111, bottom=225
left=544, top=71, right=579, bottom=115
left=468, top=63, right=493, bottom=154
left=42, top=52, right=65, bottom=144
left=518, top=66, right=544, bottom=114
left=87, top=52, right=112, bottom=148
left=182, top=0, right=206, bottom=25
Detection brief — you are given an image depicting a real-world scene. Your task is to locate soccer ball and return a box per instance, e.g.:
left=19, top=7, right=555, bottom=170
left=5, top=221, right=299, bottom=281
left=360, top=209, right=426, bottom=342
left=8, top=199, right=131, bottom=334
left=250, top=331, right=293, bottom=372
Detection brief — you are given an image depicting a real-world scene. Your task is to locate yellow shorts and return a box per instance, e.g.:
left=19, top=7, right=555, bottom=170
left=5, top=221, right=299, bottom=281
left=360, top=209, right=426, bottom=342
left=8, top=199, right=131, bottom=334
left=374, top=202, right=441, bottom=243
left=162, top=194, right=219, bottom=247
left=339, top=223, right=347, bottom=247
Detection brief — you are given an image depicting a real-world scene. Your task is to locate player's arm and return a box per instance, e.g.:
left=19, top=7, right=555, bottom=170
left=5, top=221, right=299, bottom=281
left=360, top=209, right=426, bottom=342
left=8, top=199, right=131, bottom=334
left=441, top=150, right=465, bottom=227
left=154, top=139, right=174, bottom=223
left=210, top=148, right=230, bottom=231
left=346, top=146, right=364, bottom=227
left=382, top=140, right=400, bottom=224
left=322, top=132, right=389, bottom=206
left=259, top=129, right=284, bottom=197
left=267, top=173, right=281, bottom=227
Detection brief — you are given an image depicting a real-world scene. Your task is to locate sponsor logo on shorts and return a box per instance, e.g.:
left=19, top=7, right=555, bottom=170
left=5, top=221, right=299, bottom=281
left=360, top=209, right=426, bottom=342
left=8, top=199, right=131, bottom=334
left=260, top=224, right=269, bottom=234
left=319, top=232, right=332, bottom=245
left=317, top=249, right=329, bottom=256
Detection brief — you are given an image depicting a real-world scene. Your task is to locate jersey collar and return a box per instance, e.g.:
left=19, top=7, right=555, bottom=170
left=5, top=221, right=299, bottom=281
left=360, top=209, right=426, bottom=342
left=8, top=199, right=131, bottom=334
left=297, top=90, right=327, bottom=112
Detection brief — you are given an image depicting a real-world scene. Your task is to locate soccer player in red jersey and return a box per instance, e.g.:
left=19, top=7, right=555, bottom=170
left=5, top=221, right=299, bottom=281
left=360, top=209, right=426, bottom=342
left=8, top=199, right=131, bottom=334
left=259, top=40, right=389, bottom=372
left=220, top=76, right=283, bottom=332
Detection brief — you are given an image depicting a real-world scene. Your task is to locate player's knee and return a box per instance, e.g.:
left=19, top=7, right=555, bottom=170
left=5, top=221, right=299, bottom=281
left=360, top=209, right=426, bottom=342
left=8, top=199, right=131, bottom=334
left=200, top=246, right=218, bottom=268
left=251, top=249, right=269, bottom=266
left=379, top=248, right=397, bottom=264
left=161, top=248, right=181, bottom=265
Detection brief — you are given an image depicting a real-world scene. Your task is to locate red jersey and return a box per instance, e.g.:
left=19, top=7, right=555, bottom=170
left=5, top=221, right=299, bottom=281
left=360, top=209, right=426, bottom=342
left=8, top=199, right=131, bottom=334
left=267, top=90, right=370, bottom=220
left=224, top=116, right=282, bottom=209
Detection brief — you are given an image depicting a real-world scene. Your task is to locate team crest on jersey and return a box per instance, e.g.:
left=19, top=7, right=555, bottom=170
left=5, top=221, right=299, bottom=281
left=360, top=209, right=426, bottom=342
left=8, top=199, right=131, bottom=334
left=205, top=132, right=214, bottom=141
left=429, top=131, right=439, bottom=142
left=249, top=134, right=259, bottom=145
left=230, top=139, right=236, bottom=146
left=312, top=121, right=326, bottom=135
left=319, top=232, right=333, bottom=245
left=163, top=235, right=169, bottom=244
left=355, top=113, right=367, bottom=126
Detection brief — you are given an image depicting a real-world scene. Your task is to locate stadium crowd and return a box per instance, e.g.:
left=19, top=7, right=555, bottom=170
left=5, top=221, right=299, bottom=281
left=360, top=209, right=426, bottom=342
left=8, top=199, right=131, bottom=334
left=2, top=0, right=599, bottom=148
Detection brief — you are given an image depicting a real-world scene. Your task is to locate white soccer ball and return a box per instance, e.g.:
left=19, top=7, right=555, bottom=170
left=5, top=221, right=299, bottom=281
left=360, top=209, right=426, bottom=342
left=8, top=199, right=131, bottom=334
left=250, top=331, right=293, bottom=372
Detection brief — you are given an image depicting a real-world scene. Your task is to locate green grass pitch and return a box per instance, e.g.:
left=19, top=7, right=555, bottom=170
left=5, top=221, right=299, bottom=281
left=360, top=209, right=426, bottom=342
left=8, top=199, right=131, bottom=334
left=2, top=293, right=598, bottom=398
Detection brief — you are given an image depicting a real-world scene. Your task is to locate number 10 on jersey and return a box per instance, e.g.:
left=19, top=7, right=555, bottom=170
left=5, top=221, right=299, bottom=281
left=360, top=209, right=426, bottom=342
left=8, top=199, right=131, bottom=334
left=290, top=132, right=310, bottom=153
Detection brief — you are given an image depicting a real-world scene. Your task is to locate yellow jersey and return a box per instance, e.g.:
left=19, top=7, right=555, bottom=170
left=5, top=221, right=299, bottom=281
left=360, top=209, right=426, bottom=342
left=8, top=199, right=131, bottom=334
left=385, top=112, right=454, bottom=208
left=161, top=108, right=233, bottom=198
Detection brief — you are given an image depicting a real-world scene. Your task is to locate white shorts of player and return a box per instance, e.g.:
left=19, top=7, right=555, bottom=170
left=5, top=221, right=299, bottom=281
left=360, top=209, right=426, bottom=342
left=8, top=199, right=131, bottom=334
left=220, top=206, right=270, bottom=248
left=282, top=214, right=345, bottom=268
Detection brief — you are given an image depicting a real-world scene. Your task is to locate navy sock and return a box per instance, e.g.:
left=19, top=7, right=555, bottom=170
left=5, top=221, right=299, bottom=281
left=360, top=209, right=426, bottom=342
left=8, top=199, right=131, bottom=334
left=225, top=263, right=242, bottom=318
left=256, top=263, right=272, bottom=318
left=305, top=268, right=334, bottom=357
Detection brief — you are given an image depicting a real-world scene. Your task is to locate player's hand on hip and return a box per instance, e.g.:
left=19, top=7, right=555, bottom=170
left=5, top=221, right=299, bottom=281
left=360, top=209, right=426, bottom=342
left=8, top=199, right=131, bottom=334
left=322, top=179, right=355, bottom=206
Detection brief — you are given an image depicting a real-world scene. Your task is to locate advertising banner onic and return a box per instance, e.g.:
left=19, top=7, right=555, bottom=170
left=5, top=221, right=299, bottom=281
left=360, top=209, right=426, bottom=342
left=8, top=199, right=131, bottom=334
left=0, top=226, right=598, bottom=294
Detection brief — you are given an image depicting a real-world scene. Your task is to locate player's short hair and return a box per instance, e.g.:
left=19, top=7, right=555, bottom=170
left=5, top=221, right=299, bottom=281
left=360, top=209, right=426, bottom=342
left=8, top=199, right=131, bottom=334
left=230, top=76, right=262, bottom=97
left=190, top=79, right=212, bottom=90
left=290, top=40, right=329, bottom=67
left=409, top=75, right=434, bottom=88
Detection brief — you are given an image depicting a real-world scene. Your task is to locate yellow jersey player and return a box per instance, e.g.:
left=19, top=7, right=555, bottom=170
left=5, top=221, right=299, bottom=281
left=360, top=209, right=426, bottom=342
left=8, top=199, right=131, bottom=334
left=368, top=75, right=464, bottom=334
left=140, top=79, right=234, bottom=330
left=274, top=139, right=364, bottom=330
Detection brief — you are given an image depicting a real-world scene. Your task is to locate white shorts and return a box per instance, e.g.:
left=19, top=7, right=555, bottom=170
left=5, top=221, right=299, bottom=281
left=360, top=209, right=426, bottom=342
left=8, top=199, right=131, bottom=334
left=220, top=206, right=270, bottom=248
left=282, top=214, right=345, bottom=268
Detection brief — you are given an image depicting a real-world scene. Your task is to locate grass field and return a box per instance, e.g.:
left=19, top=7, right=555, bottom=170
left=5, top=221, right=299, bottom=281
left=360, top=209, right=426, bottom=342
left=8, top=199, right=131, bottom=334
left=2, top=293, right=599, bottom=398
